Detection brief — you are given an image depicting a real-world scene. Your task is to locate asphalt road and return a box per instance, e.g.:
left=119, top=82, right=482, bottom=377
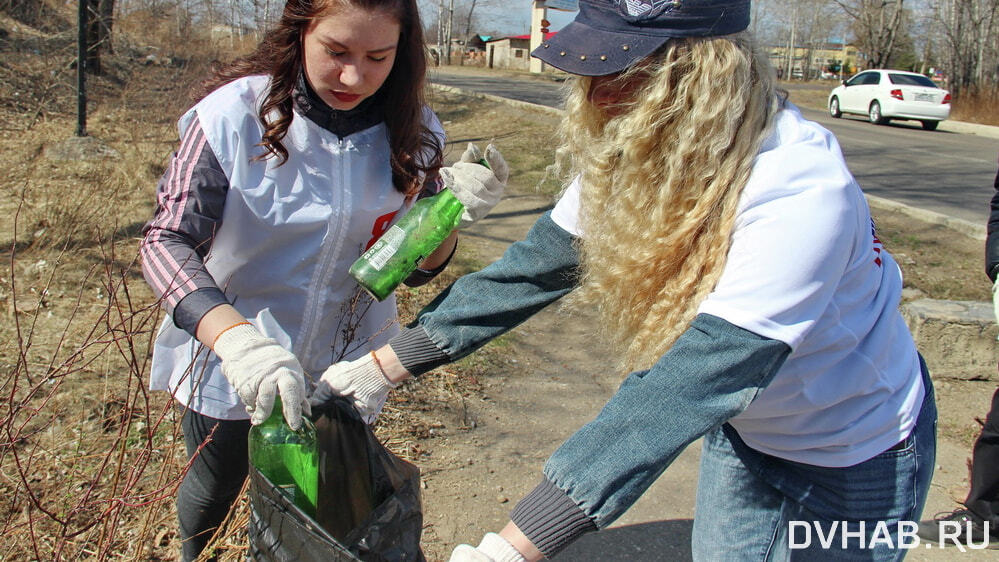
left=430, top=70, right=999, bottom=225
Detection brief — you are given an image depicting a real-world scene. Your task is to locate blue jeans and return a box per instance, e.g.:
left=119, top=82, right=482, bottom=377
left=692, top=363, right=937, bottom=561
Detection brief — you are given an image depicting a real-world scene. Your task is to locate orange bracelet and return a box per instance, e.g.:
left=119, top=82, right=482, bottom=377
left=212, top=321, right=252, bottom=348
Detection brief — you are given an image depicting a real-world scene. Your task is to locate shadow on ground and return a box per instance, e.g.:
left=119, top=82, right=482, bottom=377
left=553, top=519, right=694, bottom=561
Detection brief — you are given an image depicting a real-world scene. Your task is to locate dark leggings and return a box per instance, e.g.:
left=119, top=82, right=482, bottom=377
left=966, top=387, right=999, bottom=525
left=178, top=409, right=251, bottom=562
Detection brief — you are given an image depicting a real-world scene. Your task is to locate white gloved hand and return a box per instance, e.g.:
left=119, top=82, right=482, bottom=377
left=310, top=352, right=398, bottom=424
left=213, top=323, right=310, bottom=429
left=441, top=143, right=509, bottom=229
left=449, top=533, right=527, bottom=562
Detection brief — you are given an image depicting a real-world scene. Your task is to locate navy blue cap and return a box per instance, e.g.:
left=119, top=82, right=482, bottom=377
left=532, top=0, right=751, bottom=76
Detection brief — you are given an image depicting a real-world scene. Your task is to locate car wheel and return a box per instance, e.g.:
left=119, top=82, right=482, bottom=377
left=829, top=97, right=842, bottom=118
left=921, top=120, right=939, bottom=131
left=868, top=101, right=887, bottom=125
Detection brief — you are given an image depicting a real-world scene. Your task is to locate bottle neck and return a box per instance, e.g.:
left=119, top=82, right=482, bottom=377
left=435, top=187, right=460, bottom=205
left=264, top=400, right=284, bottom=426
left=434, top=187, right=465, bottom=228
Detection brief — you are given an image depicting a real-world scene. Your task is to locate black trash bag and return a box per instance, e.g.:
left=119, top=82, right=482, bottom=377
left=248, top=467, right=359, bottom=562
left=248, top=398, right=425, bottom=561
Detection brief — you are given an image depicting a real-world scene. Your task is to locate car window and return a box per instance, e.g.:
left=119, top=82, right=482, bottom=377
left=863, top=73, right=882, bottom=85
left=888, top=73, right=938, bottom=88
left=846, top=73, right=869, bottom=86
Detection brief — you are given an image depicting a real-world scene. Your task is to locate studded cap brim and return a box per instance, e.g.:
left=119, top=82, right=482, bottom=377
left=530, top=19, right=670, bottom=77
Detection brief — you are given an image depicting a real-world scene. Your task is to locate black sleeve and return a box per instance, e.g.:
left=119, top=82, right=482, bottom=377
left=139, top=114, right=231, bottom=335
left=986, top=163, right=999, bottom=282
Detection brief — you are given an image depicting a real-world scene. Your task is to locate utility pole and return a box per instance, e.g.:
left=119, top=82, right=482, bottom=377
left=230, top=0, right=237, bottom=49
left=437, top=0, right=443, bottom=63
left=445, top=0, right=454, bottom=65
left=529, top=0, right=546, bottom=73
left=786, top=2, right=797, bottom=79
left=76, top=0, right=87, bottom=137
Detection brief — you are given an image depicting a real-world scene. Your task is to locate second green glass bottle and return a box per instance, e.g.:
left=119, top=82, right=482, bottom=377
left=349, top=187, right=465, bottom=301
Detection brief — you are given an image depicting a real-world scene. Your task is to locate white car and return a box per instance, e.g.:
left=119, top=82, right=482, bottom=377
left=827, top=69, right=951, bottom=130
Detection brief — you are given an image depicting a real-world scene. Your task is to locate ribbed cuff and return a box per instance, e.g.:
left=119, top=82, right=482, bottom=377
left=350, top=355, right=395, bottom=395
left=174, top=287, right=230, bottom=336
left=510, top=478, right=597, bottom=558
left=404, top=239, right=457, bottom=287
left=387, top=326, right=450, bottom=376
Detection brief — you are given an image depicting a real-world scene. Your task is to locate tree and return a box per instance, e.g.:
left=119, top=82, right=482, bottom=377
left=927, top=0, right=999, bottom=96
left=85, top=0, right=115, bottom=75
left=833, top=0, right=907, bottom=69
left=0, top=0, right=67, bottom=31
left=755, top=0, right=844, bottom=79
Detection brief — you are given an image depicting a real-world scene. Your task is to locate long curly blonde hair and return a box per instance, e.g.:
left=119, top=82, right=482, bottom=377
left=556, top=33, right=782, bottom=371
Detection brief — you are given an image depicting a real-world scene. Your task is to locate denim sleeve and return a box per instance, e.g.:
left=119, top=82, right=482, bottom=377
left=389, top=211, right=580, bottom=375
left=512, top=313, right=790, bottom=557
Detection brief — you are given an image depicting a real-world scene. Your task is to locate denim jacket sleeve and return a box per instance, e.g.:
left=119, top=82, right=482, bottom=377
left=510, top=313, right=790, bottom=557
left=389, top=211, right=581, bottom=375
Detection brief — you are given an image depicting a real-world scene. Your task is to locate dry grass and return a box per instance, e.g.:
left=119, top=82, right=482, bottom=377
left=951, top=87, right=999, bottom=126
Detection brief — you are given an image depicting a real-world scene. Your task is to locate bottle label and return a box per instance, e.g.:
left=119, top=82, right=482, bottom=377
left=364, top=225, right=405, bottom=270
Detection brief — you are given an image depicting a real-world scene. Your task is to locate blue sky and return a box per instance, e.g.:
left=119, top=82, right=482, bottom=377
left=418, top=2, right=577, bottom=37
left=490, top=5, right=576, bottom=35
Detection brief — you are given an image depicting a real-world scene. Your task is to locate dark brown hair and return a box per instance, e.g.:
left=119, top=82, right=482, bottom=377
left=193, top=0, right=441, bottom=194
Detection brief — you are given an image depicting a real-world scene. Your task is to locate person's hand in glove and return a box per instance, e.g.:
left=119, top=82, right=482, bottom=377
left=310, top=352, right=399, bottom=424
left=441, top=143, right=509, bottom=229
left=213, top=322, right=310, bottom=429
left=449, top=533, right=527, bottom=562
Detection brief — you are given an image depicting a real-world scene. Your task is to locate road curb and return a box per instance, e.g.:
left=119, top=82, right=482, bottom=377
left=938, top=119, right=999, bottom=140
left=866, top=194, right=986, bottom=241
left=430, top=83, right=565, bottom=118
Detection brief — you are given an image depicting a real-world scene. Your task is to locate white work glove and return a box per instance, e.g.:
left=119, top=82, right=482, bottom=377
left=309, top=352, right=398, bottom=424
left=441, top=143, right=509, bottom=229
left=449, top=533, right=527, bottom=562
left=213, top=323, right=310, bottom=429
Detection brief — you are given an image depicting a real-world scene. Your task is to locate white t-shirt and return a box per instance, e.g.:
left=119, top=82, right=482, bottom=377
left=550, top=103, right=923, bottom=467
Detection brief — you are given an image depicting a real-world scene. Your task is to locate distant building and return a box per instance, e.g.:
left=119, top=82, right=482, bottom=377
left=466, top=34, right=491, bottom=52
left=485, top=32, right=556, bottom=71
left=768, top=43, right=860, bottom=80
left=428, top=37, right=470, bottom=66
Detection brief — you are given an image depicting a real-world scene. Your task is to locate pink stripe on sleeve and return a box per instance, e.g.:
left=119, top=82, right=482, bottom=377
left=167, top=127, right=209, bottom=232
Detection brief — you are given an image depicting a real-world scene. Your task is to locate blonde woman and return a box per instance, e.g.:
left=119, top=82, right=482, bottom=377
left=311, top=1, right=937, bottom=559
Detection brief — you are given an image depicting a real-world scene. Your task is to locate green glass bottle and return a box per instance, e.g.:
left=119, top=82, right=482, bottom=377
left=248, top=400, right=319, bottom=518
left=350, top=187, right=465, bottom=301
